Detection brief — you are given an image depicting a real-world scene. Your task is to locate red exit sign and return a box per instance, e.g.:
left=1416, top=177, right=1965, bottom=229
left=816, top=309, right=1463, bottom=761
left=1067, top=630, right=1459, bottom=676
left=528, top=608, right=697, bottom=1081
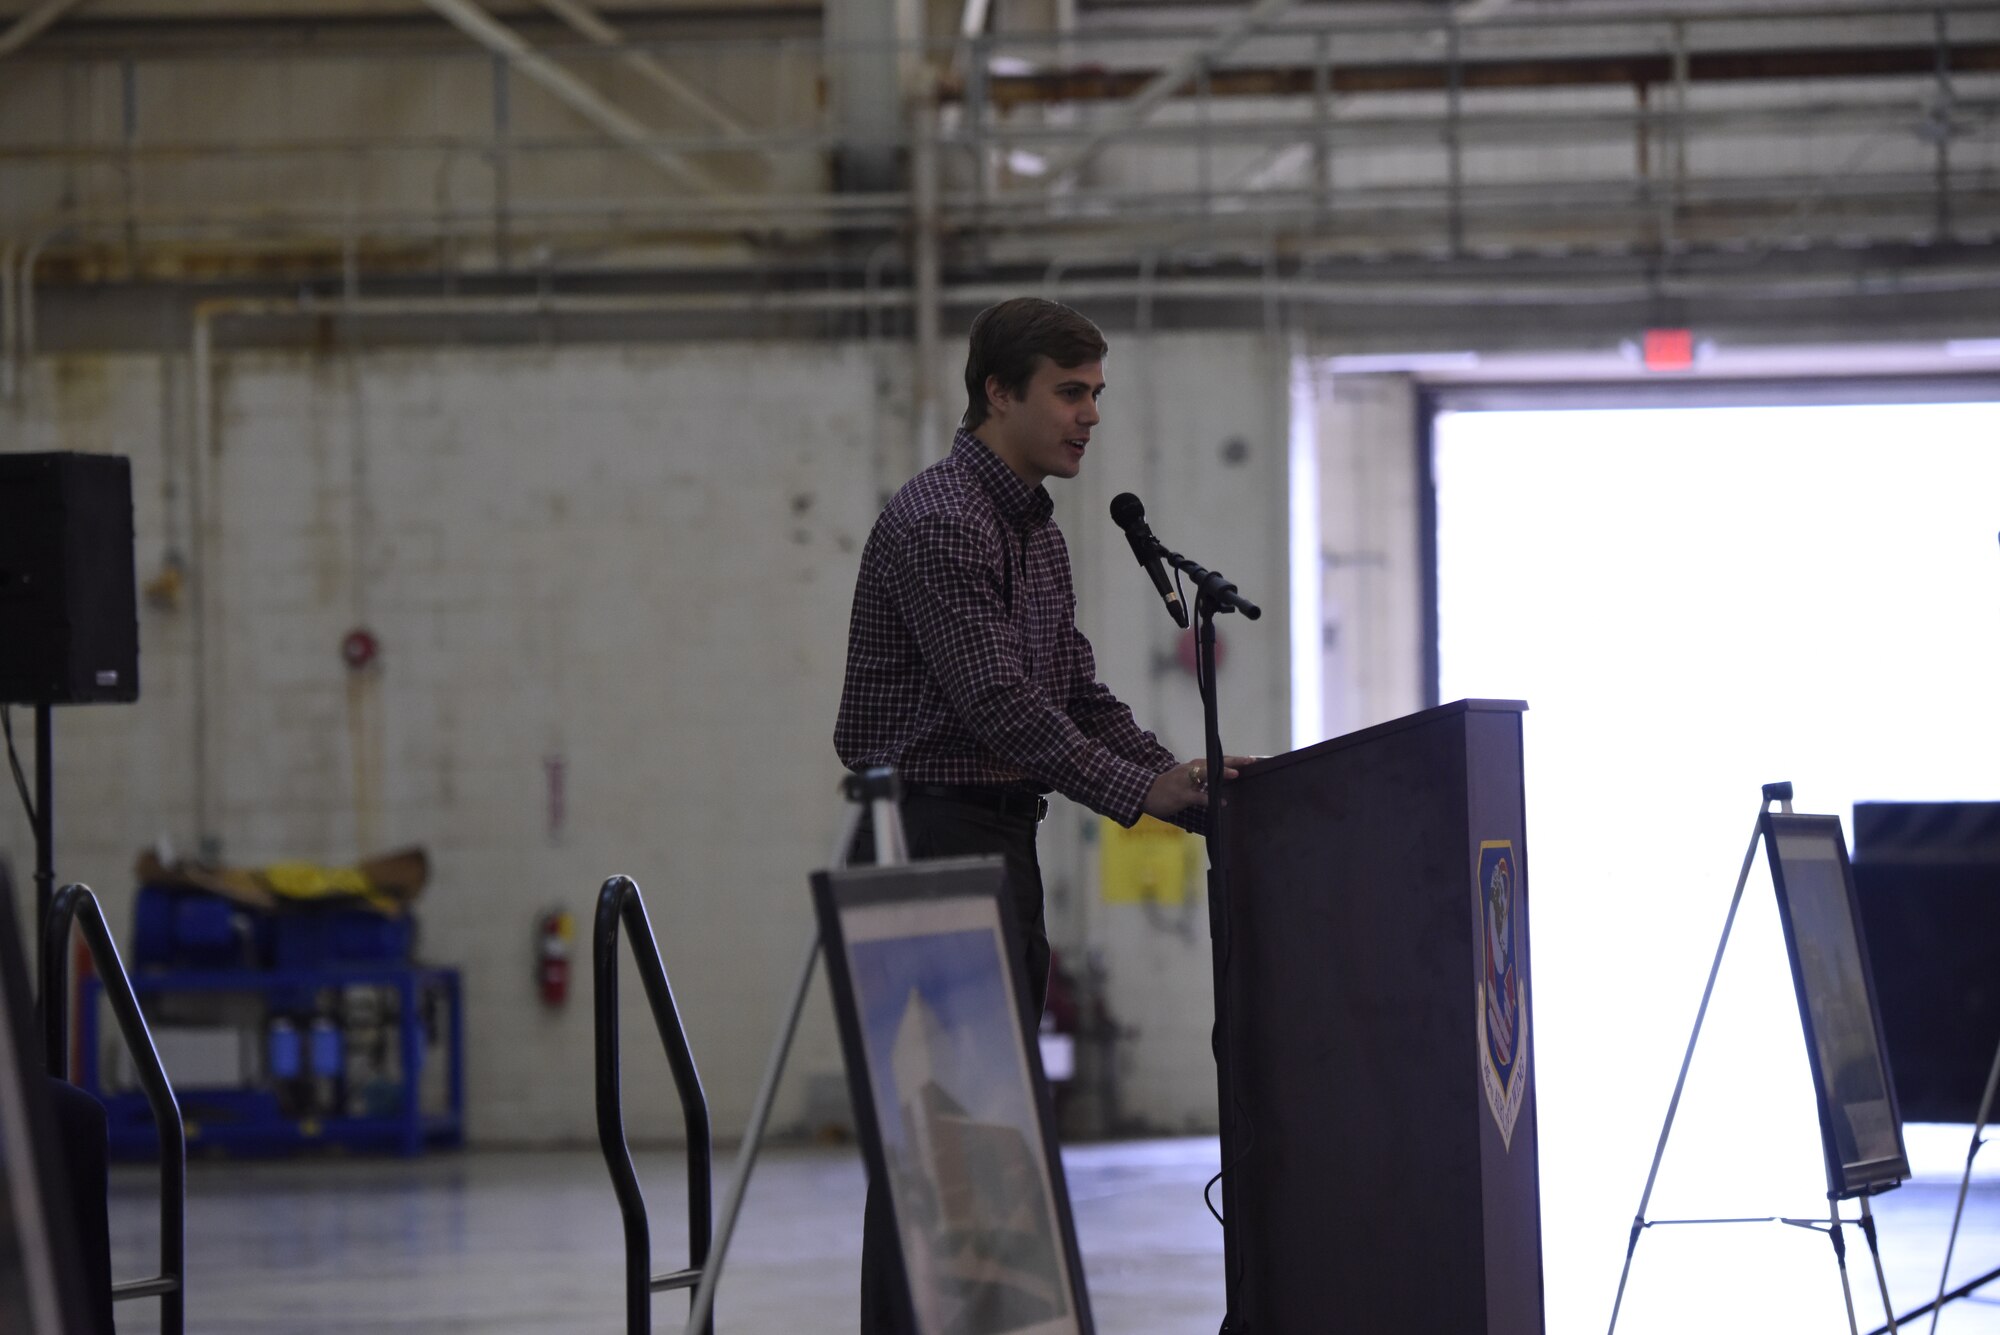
left=1642, top=327, right=1696, bottom=371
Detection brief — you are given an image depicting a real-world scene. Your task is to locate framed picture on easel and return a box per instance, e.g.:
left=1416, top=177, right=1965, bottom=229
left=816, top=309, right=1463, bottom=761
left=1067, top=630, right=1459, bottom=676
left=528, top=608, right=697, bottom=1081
left=1761, top=811, right=1911, bottom=1199
left=1611, top=786, right=1914, bottom=1335
left=810, top=856, right=1093, bottom=1335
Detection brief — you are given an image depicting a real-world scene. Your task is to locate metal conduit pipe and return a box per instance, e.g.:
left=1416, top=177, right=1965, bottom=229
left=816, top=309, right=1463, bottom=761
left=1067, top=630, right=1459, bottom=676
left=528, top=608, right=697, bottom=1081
left=18, top=228, right=66, bottom=364
left=7, top=192, right=913, bottom=244
left=9, top=133, right=1993, bottom=262
left=0, top=130, right=848, bottom=163
left=171, top=265, right=2000, bottom=377
left=3, top=90, right=1998, bottom=169
left=863, top=238, right=902, bottom=493
left=188, top=311, right=215, bottom=852
left=911, top=100, right=944, bottom=471
left=74, top=259, right=2000, bottom=450
left=1, top=242, right=17, bottom=401
left=862, top=240, right=901, bottom=344
left=0, top=3, right=1985, bottom=62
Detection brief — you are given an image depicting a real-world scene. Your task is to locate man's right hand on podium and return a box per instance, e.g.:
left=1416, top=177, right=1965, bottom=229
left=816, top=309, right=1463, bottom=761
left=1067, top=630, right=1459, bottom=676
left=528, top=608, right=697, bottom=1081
left=1143, top=755, right=1257, bottom=818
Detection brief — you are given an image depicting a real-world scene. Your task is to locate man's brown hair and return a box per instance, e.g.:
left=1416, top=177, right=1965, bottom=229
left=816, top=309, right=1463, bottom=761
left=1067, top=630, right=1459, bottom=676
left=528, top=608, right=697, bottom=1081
left=962, top=298, right=1107, bottom=428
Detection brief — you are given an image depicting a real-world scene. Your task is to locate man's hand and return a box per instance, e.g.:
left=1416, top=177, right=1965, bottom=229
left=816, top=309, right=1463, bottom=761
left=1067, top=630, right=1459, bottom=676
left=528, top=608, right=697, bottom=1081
left=1142, top=755, right=1259, bottom=818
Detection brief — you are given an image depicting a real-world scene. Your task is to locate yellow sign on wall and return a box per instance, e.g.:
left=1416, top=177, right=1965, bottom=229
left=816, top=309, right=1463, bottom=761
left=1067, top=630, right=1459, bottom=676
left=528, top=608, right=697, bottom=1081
left=1100, top=815, right=1198, bottom=905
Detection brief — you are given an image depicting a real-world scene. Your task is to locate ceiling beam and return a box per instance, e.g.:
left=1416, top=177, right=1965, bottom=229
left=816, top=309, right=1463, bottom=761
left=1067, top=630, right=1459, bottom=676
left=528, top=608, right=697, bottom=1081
left=532, top=0, right=760, bottom=147
left=0, top=0, right=87, bottom=61
left=419, top=0, right=732, bottom=198
left=967, top=40, right=2000, bottom=108
left=1041, top=0, right=1297, bottom=189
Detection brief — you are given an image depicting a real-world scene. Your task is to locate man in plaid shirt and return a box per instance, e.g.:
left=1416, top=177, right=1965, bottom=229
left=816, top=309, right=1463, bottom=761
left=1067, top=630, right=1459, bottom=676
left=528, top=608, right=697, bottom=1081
left=836, top=297, right=1250, bottom=1331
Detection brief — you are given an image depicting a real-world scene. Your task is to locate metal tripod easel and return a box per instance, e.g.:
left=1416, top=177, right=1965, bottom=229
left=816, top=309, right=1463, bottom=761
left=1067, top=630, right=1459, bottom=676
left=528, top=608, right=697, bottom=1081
left=1914, top=1036, right=2000, bottom=1335
left=1607, top=781, right=1901, bottom=1335
left=677, top=766, right=907, bottom=1335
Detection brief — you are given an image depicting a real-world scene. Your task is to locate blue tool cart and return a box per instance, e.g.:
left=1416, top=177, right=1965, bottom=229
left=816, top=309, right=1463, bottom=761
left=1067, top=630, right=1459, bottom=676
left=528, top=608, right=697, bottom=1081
left=81, top=964, right=463, bottom=1158
left=77, top=882, right=465, bottom=1158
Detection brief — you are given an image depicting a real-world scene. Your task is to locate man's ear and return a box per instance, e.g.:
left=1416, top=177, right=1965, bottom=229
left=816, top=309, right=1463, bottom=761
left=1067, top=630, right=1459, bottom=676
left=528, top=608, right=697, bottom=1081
left=983, top=373, right=1011, bottom=418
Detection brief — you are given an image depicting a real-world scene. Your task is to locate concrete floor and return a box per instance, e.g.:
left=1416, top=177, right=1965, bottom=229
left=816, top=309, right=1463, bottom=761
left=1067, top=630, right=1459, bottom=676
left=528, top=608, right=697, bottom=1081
left=104, top=1137, right=1999, bottom=1334
left=104, top=1139, right=1226, bottom=1334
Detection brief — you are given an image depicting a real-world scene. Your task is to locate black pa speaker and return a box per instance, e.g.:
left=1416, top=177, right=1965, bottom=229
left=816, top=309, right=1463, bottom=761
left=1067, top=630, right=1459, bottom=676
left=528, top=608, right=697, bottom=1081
left=1852, top=801, right=2000, bottom=1123
left=0, top=452, right=140, bottom=705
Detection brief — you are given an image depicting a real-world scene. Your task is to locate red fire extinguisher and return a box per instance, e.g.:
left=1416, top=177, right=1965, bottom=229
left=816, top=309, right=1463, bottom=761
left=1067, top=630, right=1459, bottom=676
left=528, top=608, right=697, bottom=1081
left=537, top=909, right=572, bottom=1007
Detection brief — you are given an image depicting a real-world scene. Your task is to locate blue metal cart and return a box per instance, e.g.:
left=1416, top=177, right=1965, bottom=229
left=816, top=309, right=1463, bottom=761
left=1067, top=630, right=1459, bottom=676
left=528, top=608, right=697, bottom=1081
left=79, top=964, right=464, bottom=1158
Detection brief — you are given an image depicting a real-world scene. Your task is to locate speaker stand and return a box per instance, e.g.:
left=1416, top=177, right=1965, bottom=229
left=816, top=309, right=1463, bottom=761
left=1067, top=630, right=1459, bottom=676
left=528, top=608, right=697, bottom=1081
left=33, top=702, right=53, bottom=1005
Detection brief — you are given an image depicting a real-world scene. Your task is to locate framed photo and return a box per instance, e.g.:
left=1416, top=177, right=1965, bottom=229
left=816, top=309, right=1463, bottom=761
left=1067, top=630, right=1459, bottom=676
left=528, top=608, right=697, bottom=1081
left=1760, top=813, right=1911, bottom=1199
left=811, top=856, right=1094, bottom=1335
left=0, top=863, right=93, bottom=1334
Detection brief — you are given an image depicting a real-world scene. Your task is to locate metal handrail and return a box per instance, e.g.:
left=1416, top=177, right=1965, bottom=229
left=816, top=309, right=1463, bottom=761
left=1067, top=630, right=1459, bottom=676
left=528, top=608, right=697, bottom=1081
left=594, top=875, right=714, bottom=1335
left=42, top=882, right=186, bottom=1335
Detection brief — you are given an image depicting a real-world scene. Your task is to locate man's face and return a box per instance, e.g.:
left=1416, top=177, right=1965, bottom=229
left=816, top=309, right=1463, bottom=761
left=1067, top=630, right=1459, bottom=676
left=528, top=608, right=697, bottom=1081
left=982, top=357, right=1104, bottom=487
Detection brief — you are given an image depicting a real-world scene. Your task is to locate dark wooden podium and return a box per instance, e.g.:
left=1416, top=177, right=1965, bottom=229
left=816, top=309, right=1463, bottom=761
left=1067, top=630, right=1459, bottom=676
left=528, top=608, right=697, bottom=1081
left=1214, top=699, right=1543, bottom=1333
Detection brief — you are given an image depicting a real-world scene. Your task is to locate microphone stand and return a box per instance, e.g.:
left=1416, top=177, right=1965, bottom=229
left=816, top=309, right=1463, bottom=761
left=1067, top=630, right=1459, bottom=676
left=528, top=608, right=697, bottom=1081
left=1140, top=534, right=1260, bottom=1334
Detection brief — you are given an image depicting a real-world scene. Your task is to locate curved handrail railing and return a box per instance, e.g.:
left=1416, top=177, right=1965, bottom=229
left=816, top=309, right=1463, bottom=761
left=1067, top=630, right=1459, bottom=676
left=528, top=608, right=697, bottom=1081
left=594, top=875, right=714, bottom=1335
left=42, top=882, right=186, bottom=1335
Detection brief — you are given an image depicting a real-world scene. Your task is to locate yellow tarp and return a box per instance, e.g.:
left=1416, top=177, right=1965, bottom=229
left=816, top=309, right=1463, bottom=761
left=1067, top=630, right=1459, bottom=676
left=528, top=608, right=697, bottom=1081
left=263, top=862, right=380, bottom=903
left=134, top=847, right=428, bottom=917
left=1099, top=814, right=1198, bottom=905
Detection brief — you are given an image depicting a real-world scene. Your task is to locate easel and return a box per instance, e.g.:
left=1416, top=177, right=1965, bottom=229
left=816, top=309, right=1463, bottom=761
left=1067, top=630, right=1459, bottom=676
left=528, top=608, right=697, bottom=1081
left=1899, top=528, right=2000, bottom=1333
left=676, top=766, right=906, bottom=1335
left=1914, top=1036, right=2000, bottom=1335
left=1607, top=781, right=1901, bottom=1335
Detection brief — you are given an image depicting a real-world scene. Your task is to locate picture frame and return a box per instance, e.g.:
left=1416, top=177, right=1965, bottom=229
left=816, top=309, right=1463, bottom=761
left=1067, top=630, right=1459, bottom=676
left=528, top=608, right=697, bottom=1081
left=810, top=855, right=1095, bottom=1335
left=1760, top=812, right=1911, bottom=1200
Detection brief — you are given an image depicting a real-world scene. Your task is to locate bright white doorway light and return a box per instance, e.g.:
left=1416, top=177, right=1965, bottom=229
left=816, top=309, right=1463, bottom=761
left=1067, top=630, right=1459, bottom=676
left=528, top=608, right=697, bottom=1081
left=1434, top=398, right=2000, bottom=1335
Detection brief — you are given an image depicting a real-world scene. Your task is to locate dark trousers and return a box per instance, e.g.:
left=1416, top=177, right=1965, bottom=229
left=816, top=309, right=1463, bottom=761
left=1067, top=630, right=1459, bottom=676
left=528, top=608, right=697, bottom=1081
left=851, top=792, right=1049, bottom=1335
left=48, top=1077, right=117, bottom=1335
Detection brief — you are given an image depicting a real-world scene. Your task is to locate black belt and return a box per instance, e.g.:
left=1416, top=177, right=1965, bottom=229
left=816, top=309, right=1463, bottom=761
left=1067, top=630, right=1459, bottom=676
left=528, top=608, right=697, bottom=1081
left=907, top=783, right=1050, bottom=824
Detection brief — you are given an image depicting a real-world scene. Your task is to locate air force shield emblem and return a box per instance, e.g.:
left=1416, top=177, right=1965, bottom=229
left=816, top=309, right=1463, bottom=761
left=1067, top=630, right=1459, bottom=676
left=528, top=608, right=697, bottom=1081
left=1476, top=840, right=1528, bottom=1150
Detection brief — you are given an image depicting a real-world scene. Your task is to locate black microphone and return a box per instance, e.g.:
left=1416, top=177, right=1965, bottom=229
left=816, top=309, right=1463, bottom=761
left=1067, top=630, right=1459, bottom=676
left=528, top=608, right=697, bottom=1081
left=1109, top=493, right=1188, bottom=628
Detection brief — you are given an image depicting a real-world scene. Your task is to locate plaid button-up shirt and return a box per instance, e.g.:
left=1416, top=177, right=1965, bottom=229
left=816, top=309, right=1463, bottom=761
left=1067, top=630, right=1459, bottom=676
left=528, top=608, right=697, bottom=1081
left=835, top=429, right=1182, bottom=827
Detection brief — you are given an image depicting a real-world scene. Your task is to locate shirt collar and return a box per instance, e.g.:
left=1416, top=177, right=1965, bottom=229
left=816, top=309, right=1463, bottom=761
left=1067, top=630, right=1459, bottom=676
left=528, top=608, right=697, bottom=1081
left=953, top=428, right=1054, bottom=532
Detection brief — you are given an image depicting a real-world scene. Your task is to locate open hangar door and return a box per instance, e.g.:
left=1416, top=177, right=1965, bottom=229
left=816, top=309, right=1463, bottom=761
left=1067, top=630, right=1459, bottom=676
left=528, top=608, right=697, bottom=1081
left=1415, top=361, right=2000, bottom=1334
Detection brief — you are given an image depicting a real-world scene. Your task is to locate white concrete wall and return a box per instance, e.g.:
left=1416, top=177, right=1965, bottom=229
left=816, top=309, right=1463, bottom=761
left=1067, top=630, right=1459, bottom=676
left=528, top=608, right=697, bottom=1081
left=1039, top=328, right=1294, bottom=1133
left=1306, top=368, right=1426, bottom=739
left=0, top=324, right=1295, bottom=1143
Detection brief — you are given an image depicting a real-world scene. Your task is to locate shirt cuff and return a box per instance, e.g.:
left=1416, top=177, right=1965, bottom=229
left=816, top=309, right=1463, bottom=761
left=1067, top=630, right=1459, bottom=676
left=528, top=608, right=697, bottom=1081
left=1088, top=754, right=1173, bottom=827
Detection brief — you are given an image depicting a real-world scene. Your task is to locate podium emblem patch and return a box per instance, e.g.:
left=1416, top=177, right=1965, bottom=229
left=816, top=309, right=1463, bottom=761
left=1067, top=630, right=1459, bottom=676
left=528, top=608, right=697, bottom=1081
left=1476, top=840, right=1528, bottom=1150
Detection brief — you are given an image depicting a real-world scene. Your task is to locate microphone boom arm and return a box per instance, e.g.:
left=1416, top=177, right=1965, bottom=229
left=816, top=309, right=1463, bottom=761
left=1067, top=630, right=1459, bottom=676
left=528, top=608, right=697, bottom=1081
left=1127, top=530, right=1262, bottom=620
